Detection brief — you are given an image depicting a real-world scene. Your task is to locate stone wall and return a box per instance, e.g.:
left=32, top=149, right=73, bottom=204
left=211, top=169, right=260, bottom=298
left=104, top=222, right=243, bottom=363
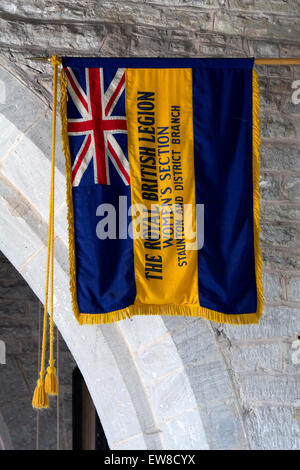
left=0, top=251, right=75, bottom=450
left=0, top=0, right=299, bottom=450
left=0, top=1, right=300, bottom=105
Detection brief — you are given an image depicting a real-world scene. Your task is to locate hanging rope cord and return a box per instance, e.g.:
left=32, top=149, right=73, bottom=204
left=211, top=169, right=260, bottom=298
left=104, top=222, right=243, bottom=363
left=35, top=302, right=42, bottom=449
left=32, top=55, right=61, bottom=409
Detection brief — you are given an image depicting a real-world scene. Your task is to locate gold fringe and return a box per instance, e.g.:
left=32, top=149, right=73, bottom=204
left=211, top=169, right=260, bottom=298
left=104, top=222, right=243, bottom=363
left=60, top=65, right=263, bottom=327
left=78, top=304, right=260, bottom=325
left=252, top=69, right=264, bottom=323
left=60, top=68, right=81, bottom=324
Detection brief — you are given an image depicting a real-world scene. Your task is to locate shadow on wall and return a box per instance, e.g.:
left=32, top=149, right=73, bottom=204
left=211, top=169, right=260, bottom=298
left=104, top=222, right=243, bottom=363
left=0, top=251, right=76, bottom=450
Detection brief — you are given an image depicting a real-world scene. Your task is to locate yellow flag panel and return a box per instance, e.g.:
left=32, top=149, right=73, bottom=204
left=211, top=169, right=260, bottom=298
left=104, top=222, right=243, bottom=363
left=125, top=68, right=199, bottom=306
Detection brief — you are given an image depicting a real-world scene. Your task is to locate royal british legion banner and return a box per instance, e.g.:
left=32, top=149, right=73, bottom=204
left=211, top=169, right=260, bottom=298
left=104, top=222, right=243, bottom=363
left=60, top=57, right=263, bottom=325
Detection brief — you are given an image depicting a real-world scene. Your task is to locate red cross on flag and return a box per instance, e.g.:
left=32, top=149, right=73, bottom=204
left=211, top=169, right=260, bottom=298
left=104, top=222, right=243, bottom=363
left=65, top=67, right=130, bottom=186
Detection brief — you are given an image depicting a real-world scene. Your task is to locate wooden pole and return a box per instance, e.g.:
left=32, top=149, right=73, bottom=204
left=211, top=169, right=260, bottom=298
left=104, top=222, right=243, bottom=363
left=254, top=58, right=300, bottom=65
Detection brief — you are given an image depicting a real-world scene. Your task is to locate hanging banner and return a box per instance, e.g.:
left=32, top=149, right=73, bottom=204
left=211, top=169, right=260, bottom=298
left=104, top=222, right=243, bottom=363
left=60, top=57, right=263, bottom=325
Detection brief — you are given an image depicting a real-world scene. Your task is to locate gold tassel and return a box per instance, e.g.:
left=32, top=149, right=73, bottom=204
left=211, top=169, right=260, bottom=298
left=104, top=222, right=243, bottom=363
left=45, top=364, right=58, bottom=395
left=32, top=377, right=49, bottom=409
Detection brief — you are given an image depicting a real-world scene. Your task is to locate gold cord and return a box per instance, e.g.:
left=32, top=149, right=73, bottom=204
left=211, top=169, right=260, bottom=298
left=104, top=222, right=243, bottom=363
left=32, top=55, right=61, bottom=409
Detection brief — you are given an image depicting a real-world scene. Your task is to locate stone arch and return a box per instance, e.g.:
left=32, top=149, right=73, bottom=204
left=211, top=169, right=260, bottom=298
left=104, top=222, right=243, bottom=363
left=0, top=411, right=13, bottom=450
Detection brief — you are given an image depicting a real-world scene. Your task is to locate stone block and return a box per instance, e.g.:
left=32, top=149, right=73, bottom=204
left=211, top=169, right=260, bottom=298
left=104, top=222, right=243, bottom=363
left=0, top=259, right=20, bottom=280
left=229, top=343, right=281, bottom=373
left=261, top=203, right=300, bottom=223
left=260, top=113, right=296, bottom=138
left=161, top=9, right=213, bottom=30
left=268, top=78, right=294, bottom=95
left=256, top=64, right=293, bottom=78
left=1, top=400, right=36, bottom=450
left=259, top=89, right=283, bottom=112
left=0, top=318, right=32, bottom=341
left=251, top=40, right=281, bottom=58
left=61, top=390, right=73, bottom=424
left=169, top=40, right=198, bottom=55
left=130, top=35, right=167, bottom=56
left=286, top=276, right=300, bottom=302
left=160, top=409, right=208, bottom=450
left=0, top=355, right=29, bottom=407
left=237, top=373, right=299, bottom=405
left=262, top=247, right=300, bottom=270
left=101, top=33, right=131, bottom=56
left=223, top=306, right=300, bottom=341
left=260, top=224, right=297, bottom=246
left=162, top=314, right=199, bottom=334
left=245, top=405, right=300, bottom=450
left=135, top=335, right=184, bottom=385
left=148, top=370, right=197, bottom=423
left=199, top=399, right=246, bottom=450
left=0, top=298, right=26, bottom=320
left=0, top=277, right=36, bottom=300
left=262, top=271, right=283, bottom=302
left=281, top=176, right=300, bottom=202
left=280, top=43, right=300, bottom=58
left=118, top=315, right=167, bottom=353
left=260, top=174, right=280, bottom=200
left=187, top=360, right=232, bottom=404
left=229, top=0, right=299, bottom=14
left=282, top=338, right=300, bottom=373
left=168, top=319, right=219, bottom=365
left=282, top=95, right=300, bottom=115
left=260, top=143, right=300, bottom=171
left=198, top=44, right=226, bottom=56
left=26, top=115, right=66, bottom=175
left=1, top=130, right=66, bottom=221
left=62, top=420, right=73, bottom=450
left=0, top=67, right=46, bottom=133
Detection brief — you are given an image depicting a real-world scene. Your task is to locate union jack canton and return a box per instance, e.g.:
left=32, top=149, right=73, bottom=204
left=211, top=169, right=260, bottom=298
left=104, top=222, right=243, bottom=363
left=65, top=67, right=130, bottom=186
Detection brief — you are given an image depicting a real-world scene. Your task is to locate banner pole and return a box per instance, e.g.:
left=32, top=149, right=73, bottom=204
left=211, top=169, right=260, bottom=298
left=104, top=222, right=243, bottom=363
left=254, top=58, right=300, bottom=65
